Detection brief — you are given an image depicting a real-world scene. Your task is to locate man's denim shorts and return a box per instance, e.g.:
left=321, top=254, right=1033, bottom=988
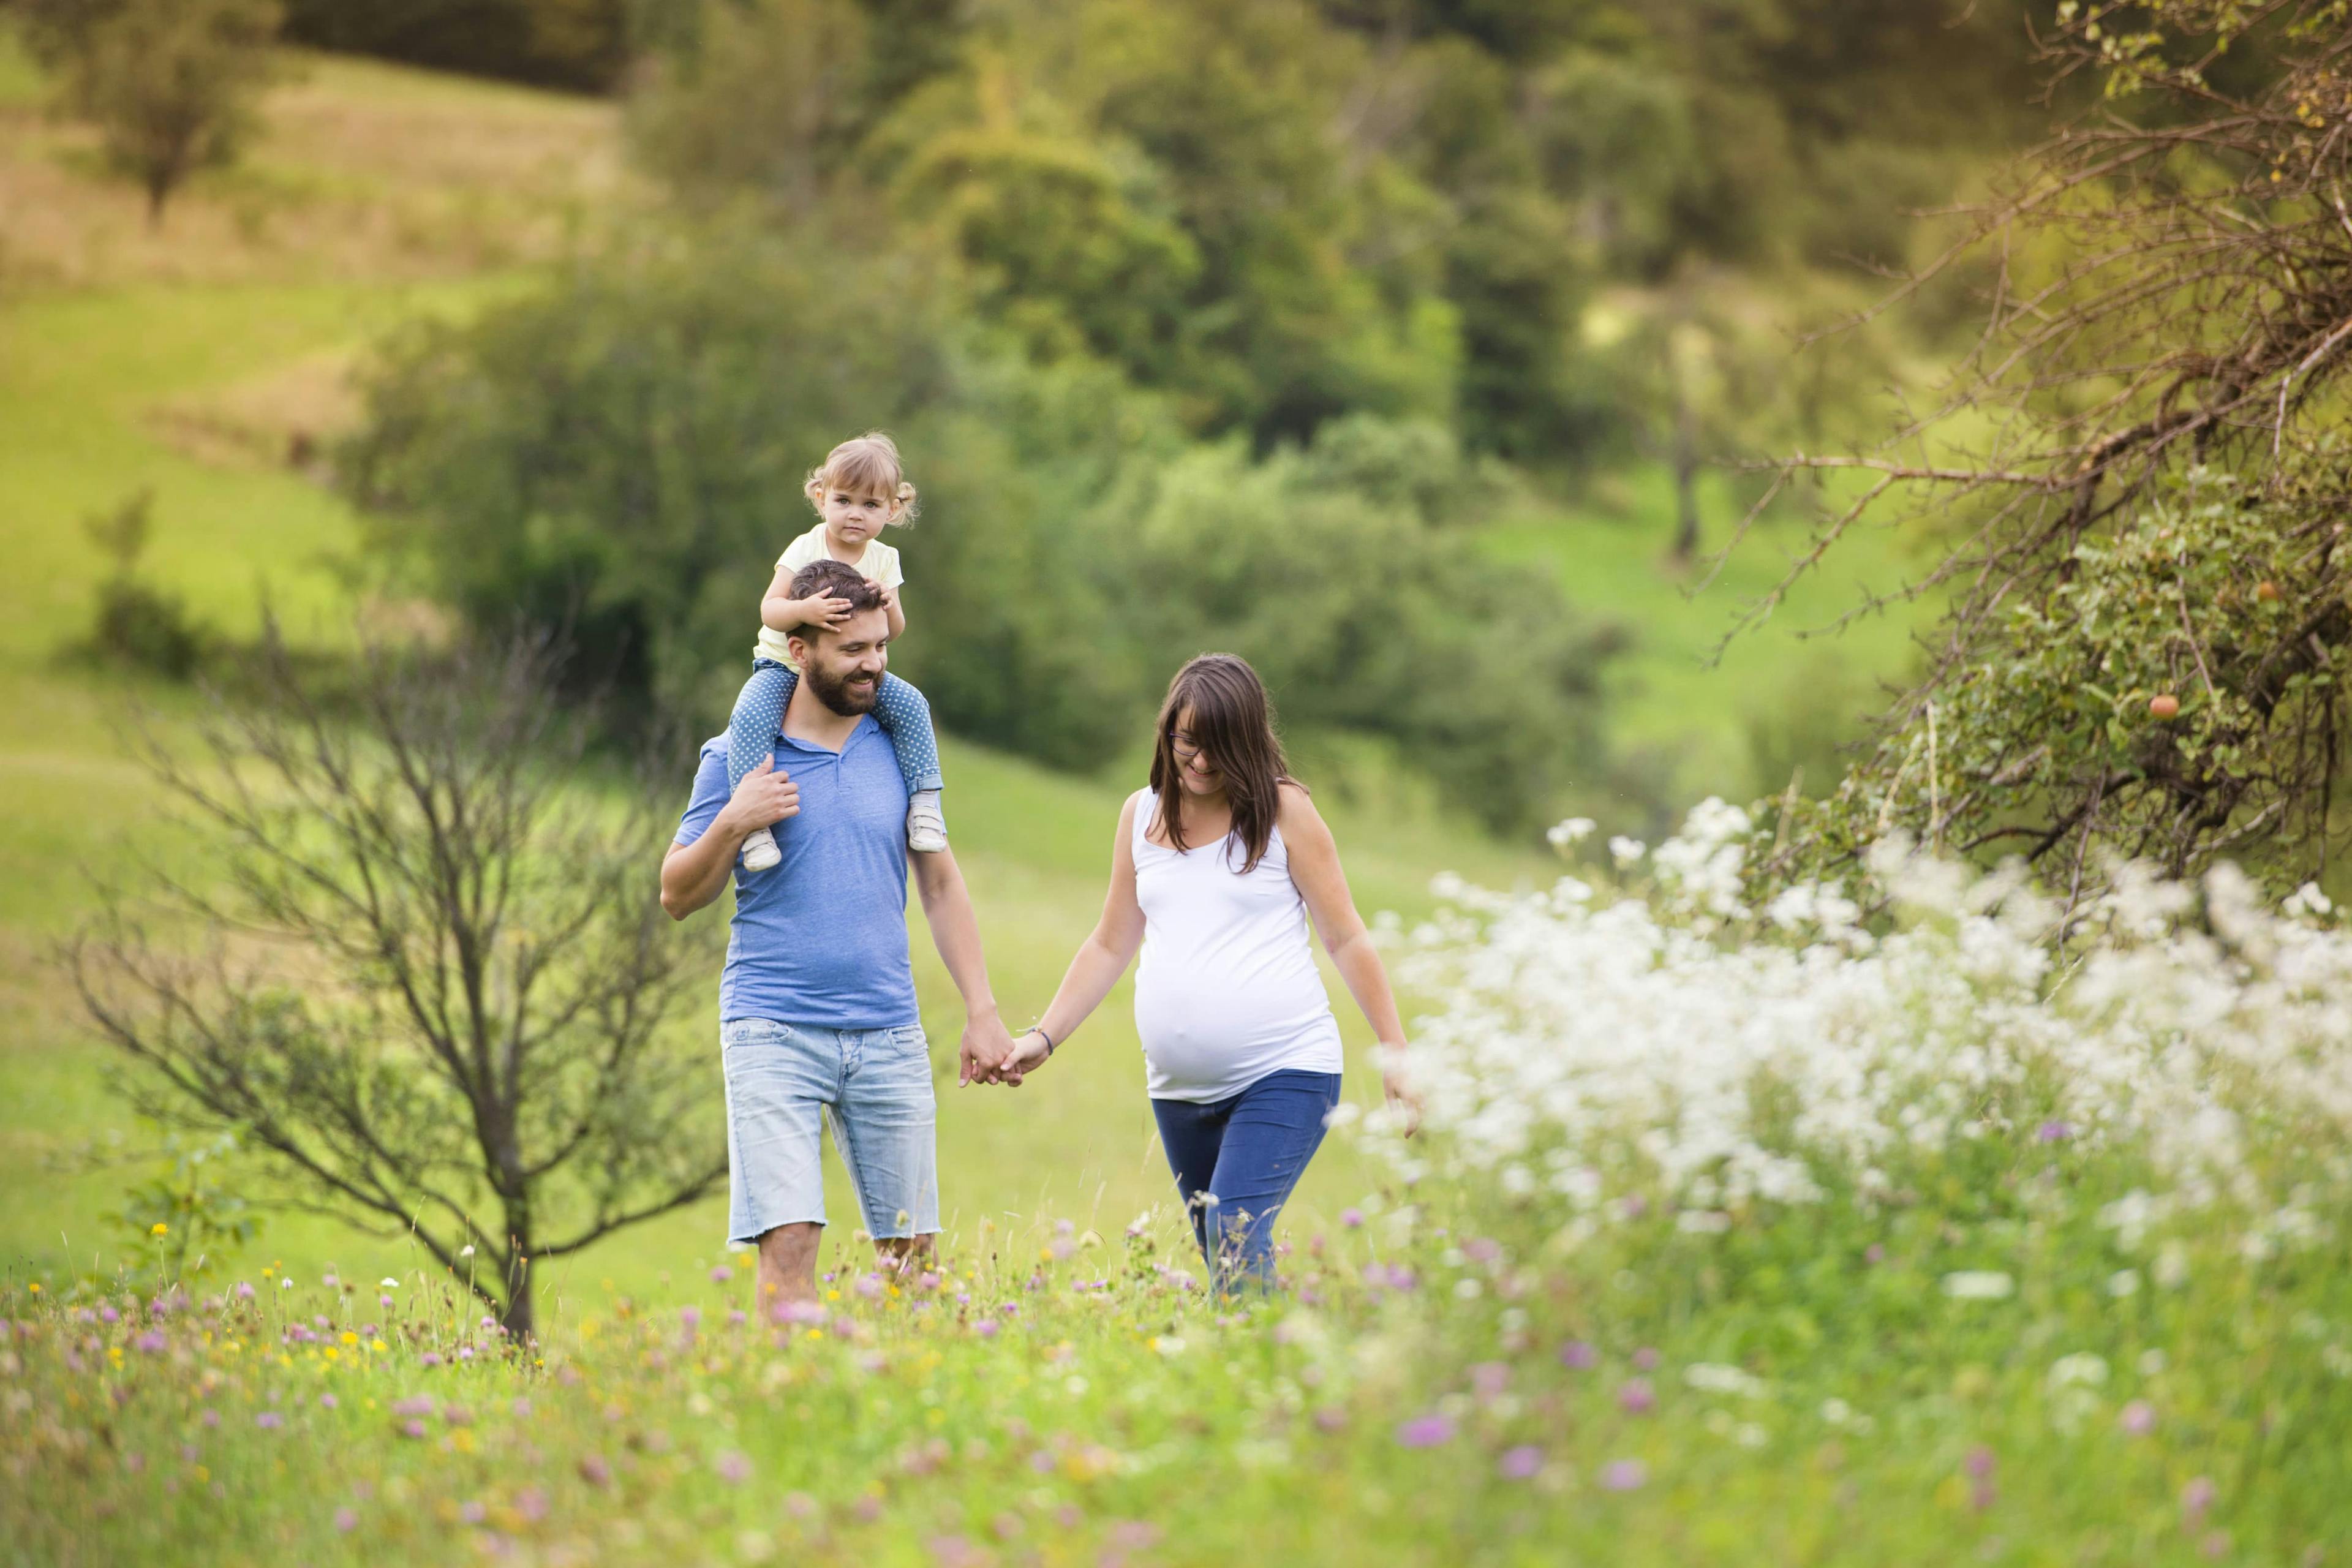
left=719, top=1019, right=939, bottom=1245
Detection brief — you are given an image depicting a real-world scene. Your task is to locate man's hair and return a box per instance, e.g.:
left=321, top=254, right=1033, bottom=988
left=785, top=559, right=886, bottom=639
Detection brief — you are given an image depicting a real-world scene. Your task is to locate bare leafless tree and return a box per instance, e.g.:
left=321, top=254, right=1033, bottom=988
left=1738, top=0, right=2352, bottom=895
left=70, top=624, right=723, bottom=1339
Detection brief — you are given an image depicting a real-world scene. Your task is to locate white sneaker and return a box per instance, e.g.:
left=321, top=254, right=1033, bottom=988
left=907, top=790, right=948, bottom=853
left=741, top=826, right=780, bottom=872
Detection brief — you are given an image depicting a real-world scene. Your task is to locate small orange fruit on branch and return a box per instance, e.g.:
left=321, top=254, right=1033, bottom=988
left=2149, top=693, right=2181, bottom=718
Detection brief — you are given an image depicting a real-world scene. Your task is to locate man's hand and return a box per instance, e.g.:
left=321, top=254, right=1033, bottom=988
left=991, top=1030, right=1052, bottom=1087
left=718, top=757, right=799, bottom=839
left=957, top=1011, right=1017, bottom=1087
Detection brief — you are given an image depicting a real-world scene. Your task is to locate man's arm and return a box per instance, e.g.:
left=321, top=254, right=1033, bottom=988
left=908, top=847, right=1013, bottom=1085
left=660, top=759, right=800, bottom=920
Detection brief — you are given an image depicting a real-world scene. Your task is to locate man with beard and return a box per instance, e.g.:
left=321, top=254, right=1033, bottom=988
left=662, top=557, right=1016, bottom=1309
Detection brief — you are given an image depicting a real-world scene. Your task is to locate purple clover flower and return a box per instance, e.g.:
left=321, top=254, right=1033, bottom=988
left=1559, top=1340, right=1597, bottom=1370
left=1600, top=1459, right=1647, bottom=1491
left=1498, top=1445, right=1543, bottom=1480
left=1395, top=1414, right=1455, bottom=1449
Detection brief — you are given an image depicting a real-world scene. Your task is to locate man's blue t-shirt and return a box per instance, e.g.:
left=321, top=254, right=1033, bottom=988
left=673, top=720, right=919, bottom=1028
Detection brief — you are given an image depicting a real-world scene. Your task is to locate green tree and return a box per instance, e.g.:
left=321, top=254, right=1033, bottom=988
left=1755, top=0, right=2352, bottom=897
left=40, top=0, right=282, bottom=226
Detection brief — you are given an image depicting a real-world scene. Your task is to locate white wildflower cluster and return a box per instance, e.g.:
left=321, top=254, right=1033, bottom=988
left=1380, top=801, right=2352, bottom=1232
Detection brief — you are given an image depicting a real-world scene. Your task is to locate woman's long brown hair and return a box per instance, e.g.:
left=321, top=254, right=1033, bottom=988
left=1148, top=654, right=1297, bottom=873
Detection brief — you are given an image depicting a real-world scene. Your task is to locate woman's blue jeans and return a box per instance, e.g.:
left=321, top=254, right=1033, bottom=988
left=1150, top=1069, right=1342, bottom=1294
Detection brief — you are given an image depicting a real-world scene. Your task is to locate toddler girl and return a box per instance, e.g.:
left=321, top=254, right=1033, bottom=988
left=729, top=432, right=946, bottom=870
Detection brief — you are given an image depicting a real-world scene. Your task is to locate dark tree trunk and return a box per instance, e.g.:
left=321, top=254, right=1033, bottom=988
left=1670, top=379, right=1702, bottom=562
left=500, top=1254, right=535, bottom=1342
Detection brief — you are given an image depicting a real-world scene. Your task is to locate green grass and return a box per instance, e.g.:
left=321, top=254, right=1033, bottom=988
left=1486, top=463, right=1937, bottom=805
left=6, top=39, right=2346, bottom=1568
left=1, top=13, right=1913, bottom=1370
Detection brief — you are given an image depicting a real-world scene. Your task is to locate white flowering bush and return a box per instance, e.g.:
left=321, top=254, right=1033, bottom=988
left=1368, top=801, right=2352, bottom=1254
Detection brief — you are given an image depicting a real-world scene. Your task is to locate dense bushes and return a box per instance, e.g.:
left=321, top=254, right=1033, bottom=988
left=276, top=0, right=629, bottom=91
left=342, top=232, right=1613, bottom=829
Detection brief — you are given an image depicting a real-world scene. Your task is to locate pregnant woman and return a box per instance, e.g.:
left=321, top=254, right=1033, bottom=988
left=1001, top=654, right=1413, bottom=1291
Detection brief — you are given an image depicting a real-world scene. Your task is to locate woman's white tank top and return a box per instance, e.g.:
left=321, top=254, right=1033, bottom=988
left=1129, top=788, right=1344, bottom=1102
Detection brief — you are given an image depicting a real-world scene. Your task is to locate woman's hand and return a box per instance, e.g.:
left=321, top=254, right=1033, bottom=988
left=1379, top=1051, right=1422, bottom=1138
left=994, top=1028, right=1053, bottom=1086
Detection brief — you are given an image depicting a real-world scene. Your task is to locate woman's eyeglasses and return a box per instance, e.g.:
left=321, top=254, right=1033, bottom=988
left=1167, top=731, right=1202, bottom=761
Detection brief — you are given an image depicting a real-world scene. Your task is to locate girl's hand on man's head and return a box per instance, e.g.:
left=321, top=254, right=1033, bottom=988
left=799, top=593, right=853, bottom=627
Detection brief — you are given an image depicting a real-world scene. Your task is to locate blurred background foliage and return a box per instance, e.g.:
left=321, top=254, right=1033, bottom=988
left=315, top=0, right=2052, bottom=834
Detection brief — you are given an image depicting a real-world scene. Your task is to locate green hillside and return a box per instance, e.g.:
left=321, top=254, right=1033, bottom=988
left=0, top=39, right=1929, bottom=1312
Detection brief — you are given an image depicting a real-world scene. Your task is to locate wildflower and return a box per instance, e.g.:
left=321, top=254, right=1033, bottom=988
left=1559, top=1340, right=1597, bottom=1370
left=234, top=1283, right=255, bottom=1302
left=715, top=1450, right=751, bottom=1484
left=514, top=1487, right=548, bottom=1523
left=379, top=1278, right=399, bottom=1289
left=679, top=1306, right=702, bottom=1332
left=1684, top=1363, right=1767, bottom=1398
left=459, top=1246, right=475, bottom=1259
left=1340, top=1208, right=1364, bottom=1228
left=400, top=1420, right=426, bottom=1439
left=1395, top=1414, right=1454, bottom=1448
left=318, top=1393, right=337, bottom=1411
left=334, top=1509, right=357, bottom=1533
left=578, top=1454, right=612, bottom=1488
left=2047, top=1353, right=2108, bottom=1389
left=2182, top=1476, right=2217, bottom=1520
left=1964, top=1446, right=1996, bottom=1480
left=1599, top=1459, right=1647, bottom=1491
left=709, top=1266, right=732, bottom=1284
left=460, top=1501, right=487, bottom=1525
left=134, top=1330, right=166, bottom=1354
left=973, top=1320, right=999, bottom=1340
left=1618, top=1378, right=1656, bottom=1414
left=2108, top=1270, right=2142, bottom=1297
left=1941, top=1272, right=2016, bottom=1300
left=1498, top=1445, right=1543, bottom=1480
left=2037, top=1120, right=2073, bottom=1142
left=255, top=1412, right=282, bottom=1430
left=1546, top=817, right=1596, bottom=848
left=1632, top=1347, right=1659, bottom=1371
left=150, top=1223, right=168, bottom=1237
left=2119, top=1400, right=2157, bottom=1436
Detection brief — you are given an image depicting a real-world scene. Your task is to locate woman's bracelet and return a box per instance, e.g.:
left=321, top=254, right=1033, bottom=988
left=1024, top=1023, right=1056, bottom=1057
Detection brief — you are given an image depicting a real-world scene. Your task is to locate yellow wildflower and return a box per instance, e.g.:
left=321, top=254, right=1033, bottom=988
left=150, top=1223, right=168, bottom=1237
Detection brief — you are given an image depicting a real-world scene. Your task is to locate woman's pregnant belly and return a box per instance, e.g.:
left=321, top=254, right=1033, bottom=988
left=1133, top=931, right=1339, bottom=1094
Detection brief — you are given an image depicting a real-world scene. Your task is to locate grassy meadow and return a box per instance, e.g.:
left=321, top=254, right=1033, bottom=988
left=25, top=36, right=2307, bottom=1568
left=0, top=37, right=1932, bottom=1307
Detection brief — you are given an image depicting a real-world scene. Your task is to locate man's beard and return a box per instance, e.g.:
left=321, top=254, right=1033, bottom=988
left=804, top=660, right=880, bottom=717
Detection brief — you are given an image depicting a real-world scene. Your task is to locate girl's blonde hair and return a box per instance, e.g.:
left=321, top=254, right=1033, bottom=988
left=804, top=431, right=920, bottom=523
